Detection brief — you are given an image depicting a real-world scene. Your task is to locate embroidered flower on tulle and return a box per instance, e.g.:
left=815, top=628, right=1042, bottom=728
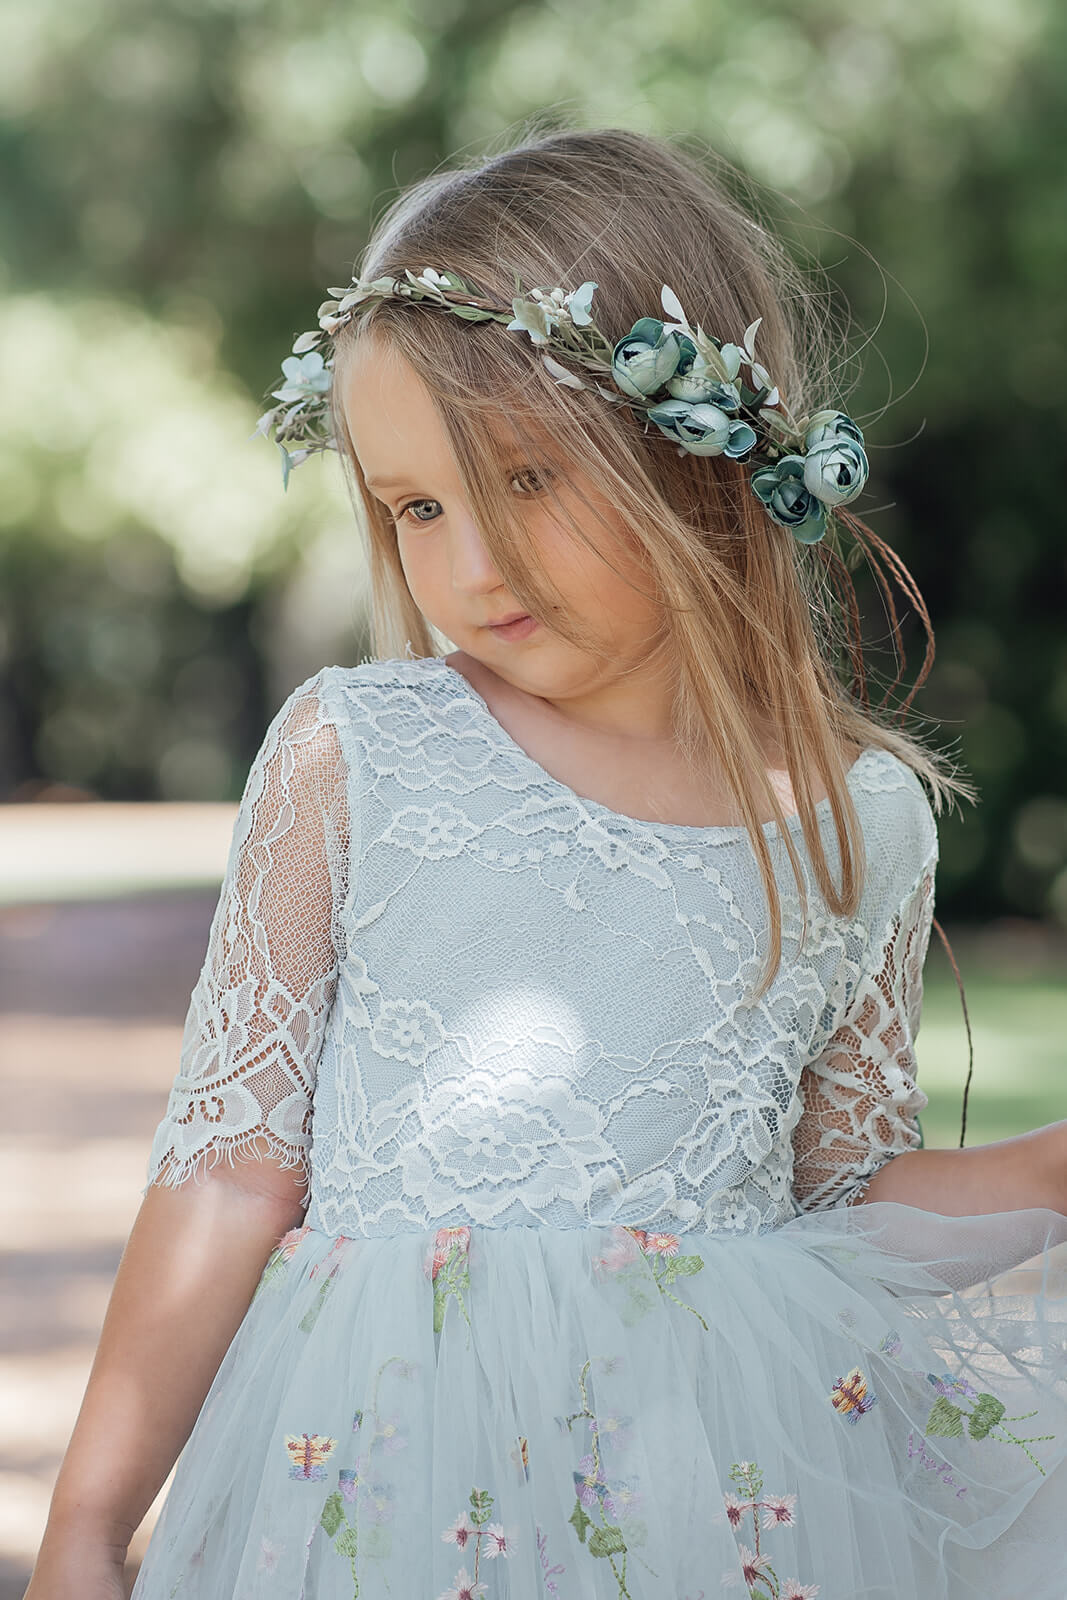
left=722, top=1461, right=820, bottom=1599
left=592, top=1225, right=710, bottom=1332
left=761, top=1492, right=798, bottom=1529
left=927, top=1371, right=979, bottom=1401
left=443, top=1512, right=475, bottom=1549
left=563, top=1357, right=647, bottom=1594
left=724, top=1490, right=753, bottom=1527
left=438, top=1488, right=508, bottom=1600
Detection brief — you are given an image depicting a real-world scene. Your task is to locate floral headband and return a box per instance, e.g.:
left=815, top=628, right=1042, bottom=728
left=254, top=267, right=870, bottom=545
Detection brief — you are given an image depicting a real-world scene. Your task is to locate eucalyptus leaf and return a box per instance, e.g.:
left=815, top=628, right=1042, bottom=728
left=542, top=353, right=586, bottom=389
left=660, top=283, right=688, bottom=325
left=292, top=330, right=323, bottom=354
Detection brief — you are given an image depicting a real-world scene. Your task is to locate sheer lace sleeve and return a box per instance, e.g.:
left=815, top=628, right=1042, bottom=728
left=790, top=855, right=936, bottom=1214
left=142, top=668, right=349, bottom=1211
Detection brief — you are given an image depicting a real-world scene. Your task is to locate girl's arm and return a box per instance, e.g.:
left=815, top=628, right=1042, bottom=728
left=27, top=670, right=349, bottom=1590
left=26, top=1166, right=305, bottom=1590
left=792, top=842, right=1067, bottom=1221
left=857, top=1118, right=1067, bottom=1214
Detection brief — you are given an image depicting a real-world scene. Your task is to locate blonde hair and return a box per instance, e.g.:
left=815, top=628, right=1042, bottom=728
left=328, top=122, right=969, bottom=989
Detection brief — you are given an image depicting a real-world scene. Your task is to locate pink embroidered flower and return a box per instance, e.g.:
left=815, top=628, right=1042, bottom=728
left=623, top=1226, right=649, bottom=1249
left=783, top=1584, right=821, bottom=1599
left=425, top=1226, right=472, bottom=1280
left=441, top=1511, right=475, bottom=1548
left=593, top=1231, right=642, bottom=1273
left=278, top=1225, right=310, bottom=1259
left=309, top=1235, right=348, bottom=1280
left=643, top=1231, right=680, bottom=1256
left=481, top=1522, right=508, bottom=1556
left=437, top=1567, right=487, bottom=1600
left=761, top=1492, right=797, bottom=1528
left=738, top=1544, right=772, bottom=1586
left=723, top=1491, right=752, bottom=1527
left=256, top=1535, right=283, bottom=1574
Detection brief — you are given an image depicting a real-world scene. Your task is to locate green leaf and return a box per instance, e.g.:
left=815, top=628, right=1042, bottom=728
left=334, top=1525, right=359, bottom=1558
left=320, top=1491, right=344, bottom=1537
left=363, top=1525, right=390, bottom=1559
left=673, top=1253, right=704, bottom=1276
left=969, top=1394, right=1007, bottom=1439
left=450, top=304, right=494, bottom=321
left=569, top=1496, right=592, bottom=1543
left=588, top=1523, right=627, bottom=1558
left=925, top=1397, right=965, bottom=1437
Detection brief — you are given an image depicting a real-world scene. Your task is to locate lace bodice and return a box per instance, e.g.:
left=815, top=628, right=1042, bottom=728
left=143, top=655, right=937, bottom=1237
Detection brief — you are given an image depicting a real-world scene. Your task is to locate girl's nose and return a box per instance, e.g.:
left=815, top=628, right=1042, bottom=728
left=448, top=511, right=503, bottom=594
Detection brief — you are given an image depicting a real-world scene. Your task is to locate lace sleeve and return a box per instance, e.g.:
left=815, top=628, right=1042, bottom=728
left=790, top=858, right=935, bottom=1214
left=141, top=668, right=349, bottom=1211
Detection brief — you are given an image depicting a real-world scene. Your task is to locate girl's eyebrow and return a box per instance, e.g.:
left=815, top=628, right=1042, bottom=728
left=364, top=475, right=412, bottom=490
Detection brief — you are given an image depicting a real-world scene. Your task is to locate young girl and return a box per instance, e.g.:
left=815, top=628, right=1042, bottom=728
left=27, top=126, right=1067, bottom=1600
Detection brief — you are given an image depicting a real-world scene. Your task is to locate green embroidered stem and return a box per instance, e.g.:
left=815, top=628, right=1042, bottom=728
left=648, top=1264, right=710, bottom=1331
left=432, top=1240, right=473, bottom=1334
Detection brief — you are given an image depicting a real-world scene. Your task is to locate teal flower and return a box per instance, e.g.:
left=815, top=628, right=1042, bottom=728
left=750, top=456, right=828, bottom=543
left=803, top=409, right=865, bottom=451
left=802, top=437, right=869, bottom=507
left=647, top=398, right=757, bottom=458
left=611, top=318, right=684, bottom=399
left=665, top=336, right=743, bottom=407
left=272, top=351, right=332, bottom=404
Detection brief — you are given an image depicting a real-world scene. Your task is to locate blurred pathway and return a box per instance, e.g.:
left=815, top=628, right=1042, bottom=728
left=0, top=800, right=230, bottom=1598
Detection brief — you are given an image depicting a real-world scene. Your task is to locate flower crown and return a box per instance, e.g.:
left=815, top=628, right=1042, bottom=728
left=254, top=267, right=870, bottom=545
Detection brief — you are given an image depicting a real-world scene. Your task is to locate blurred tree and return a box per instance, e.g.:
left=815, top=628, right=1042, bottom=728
left=0, top=0, right=1064, bottom=920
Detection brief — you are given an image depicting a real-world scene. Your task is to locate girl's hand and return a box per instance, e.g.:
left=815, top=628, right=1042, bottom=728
left=22, top=1531, right=131, bottom=1600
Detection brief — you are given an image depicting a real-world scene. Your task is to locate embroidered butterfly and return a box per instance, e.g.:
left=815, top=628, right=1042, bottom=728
left=510, top=1433, right=530, bottom=1480
left=829, top=1367, right=879, bottom=1424
left=284, top=1431, right=338, bottom=1480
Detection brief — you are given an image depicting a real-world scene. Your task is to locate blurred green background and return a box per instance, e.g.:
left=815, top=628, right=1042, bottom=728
left=1, top=0, right=1065, bottom=1132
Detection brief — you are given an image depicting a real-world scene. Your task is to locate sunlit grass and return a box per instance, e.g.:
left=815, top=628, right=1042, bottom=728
left=915, top=938, right=1066, bottom=1151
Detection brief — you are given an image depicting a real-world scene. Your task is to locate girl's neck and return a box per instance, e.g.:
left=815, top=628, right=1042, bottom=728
left=443, top=649, right=817, bottom=830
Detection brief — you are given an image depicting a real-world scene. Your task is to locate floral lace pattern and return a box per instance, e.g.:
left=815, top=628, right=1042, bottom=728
left=143, top=655, right=938, bottom=1238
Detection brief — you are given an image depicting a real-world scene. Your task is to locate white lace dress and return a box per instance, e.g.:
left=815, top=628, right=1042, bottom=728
left=130, top=654, right=1067, bottom=1600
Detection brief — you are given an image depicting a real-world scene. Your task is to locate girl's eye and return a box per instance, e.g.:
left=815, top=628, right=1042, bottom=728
left=396, top=497, right=442, bottom=526
left=510, top=467, right=554, bottom=495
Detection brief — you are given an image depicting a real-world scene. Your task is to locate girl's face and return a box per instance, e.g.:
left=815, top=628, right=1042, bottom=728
left=339, top=334, right=675, bottom=731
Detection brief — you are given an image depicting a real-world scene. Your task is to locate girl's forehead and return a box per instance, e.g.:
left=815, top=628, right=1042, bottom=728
left=339, top=326, right=569, bottom=473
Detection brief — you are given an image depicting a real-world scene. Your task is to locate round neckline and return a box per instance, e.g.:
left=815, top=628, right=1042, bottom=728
left=425, top=655, right=876, bottom=844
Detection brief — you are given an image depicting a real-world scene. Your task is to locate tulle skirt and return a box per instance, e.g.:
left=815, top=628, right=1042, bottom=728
left=130, top=1200, right=1067, bottom=1600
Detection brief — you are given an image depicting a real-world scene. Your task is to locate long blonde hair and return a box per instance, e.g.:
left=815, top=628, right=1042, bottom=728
left=328, top=122, right=969, bottom=988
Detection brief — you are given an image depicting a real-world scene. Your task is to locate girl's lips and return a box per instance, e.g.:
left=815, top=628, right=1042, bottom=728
left=486, top=614, right=538, bottom=641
